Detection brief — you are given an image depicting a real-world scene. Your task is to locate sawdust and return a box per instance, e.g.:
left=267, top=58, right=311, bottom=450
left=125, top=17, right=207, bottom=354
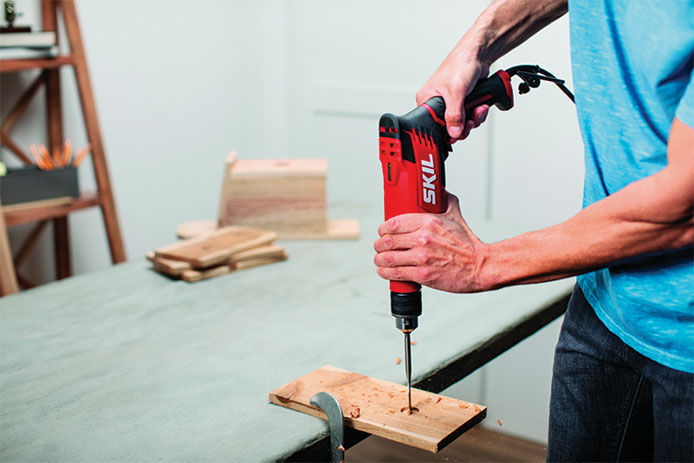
left=350, top=407, right=361, bottom=418
left=497, top=419, right=503, bottom=426
left=395, top=357, right=401, bottom=365
left=410, top=340, right=417, bottom=345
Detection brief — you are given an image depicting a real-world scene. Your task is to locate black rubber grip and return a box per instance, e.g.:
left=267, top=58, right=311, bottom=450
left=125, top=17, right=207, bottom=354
left=422, top=96, right=446, bottom=123
left=464, top=71, right=514, bottom=115
left=422, top=70, right=514, bottom=124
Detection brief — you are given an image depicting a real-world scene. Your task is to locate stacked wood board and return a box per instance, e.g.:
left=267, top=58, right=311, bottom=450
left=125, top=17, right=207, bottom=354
left=217, top=152, right=359, bottom=240
left=147, top=226, right=287, bottom=282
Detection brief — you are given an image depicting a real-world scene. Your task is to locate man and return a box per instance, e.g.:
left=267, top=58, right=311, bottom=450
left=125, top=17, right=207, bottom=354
left=373, top=0, right=693, bottom=460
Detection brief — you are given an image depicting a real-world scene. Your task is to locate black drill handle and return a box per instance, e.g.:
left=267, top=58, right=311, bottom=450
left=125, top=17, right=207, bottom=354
left=422, top=70, right=514, bottom=125
left=464, top=70, right=514, bottom=116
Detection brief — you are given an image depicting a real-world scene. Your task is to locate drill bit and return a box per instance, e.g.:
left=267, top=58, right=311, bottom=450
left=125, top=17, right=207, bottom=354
left=404, top=331, right=412, bottom=412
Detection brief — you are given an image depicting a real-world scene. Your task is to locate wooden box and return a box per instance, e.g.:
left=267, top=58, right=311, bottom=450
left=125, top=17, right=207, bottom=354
left=217, top=152, right=359, bottom=239
left=217, top=154, right=324, bottom=236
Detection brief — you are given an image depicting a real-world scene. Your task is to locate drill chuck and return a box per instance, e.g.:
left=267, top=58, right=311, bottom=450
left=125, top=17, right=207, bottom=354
left=391, top=291, right=421, bottom=332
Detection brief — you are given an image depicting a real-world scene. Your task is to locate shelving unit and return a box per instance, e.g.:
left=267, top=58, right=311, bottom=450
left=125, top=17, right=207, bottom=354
left=0, top=0, right=125, bottom=296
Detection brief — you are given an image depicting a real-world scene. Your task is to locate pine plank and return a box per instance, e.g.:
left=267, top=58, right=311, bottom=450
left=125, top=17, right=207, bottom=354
left=269, top=365, right=486, bottom=453
left=280, top=218, right=360, bottom=240
left=155, top=226, right=276, bottom=268
left=176, top=220, right=217, bottom=239
left=180, top=252, right=288, bottom=282
left=147, top=244, right=287, bottom=277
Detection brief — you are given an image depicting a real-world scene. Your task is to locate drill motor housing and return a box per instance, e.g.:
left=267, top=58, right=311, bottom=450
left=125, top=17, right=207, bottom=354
left=378, top=98, right=450, bottom=330
left=379, top=69, right=516, bottom=331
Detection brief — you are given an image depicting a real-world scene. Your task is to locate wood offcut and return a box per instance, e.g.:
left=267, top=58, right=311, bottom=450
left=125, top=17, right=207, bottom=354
left=217, top=154, right=359, bottom=240
left=269, top=365, right=486, bottom=453
left=154, top=226, right=276, bottom=268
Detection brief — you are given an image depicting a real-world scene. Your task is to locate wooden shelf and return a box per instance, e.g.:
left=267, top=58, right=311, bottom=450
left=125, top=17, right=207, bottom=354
left=0, top=55, right=74, bottom=73
left=2, top=194, right=100, bottom=227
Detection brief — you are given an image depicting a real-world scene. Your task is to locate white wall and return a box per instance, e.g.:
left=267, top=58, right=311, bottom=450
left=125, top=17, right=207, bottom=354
left=2, top=0, right=267, bottom=280
left=2, top=0, right=583, bottom=445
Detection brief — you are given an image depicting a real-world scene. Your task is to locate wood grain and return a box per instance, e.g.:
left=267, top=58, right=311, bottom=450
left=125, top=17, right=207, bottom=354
left=2, top=195, right=99, bottom=227
left=62, top=0, right=126, bottom=264
left=180, top=252, right=288, bottom=282
left=269, top=365, right=486, bottom=453
left=0, top=205, right=19, bottom=295
left=175, top=220, right=217, bottom=239
left=155, top=226, right=277, bottom=268
left=218, top=157, right=328, bottom=237
left=147, top=244, right=287, bottom=277
left=280, top=218, right=360, bottom=240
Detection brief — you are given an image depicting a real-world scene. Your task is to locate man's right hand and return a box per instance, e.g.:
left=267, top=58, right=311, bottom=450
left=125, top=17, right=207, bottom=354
left=415, top=0, right=568, bottom=143
left=416, top=50, right=491, bottom=143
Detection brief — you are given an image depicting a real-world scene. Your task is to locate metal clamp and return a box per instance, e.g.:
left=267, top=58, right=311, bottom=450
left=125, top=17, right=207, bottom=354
left=310, top=392, right=345, bottom=463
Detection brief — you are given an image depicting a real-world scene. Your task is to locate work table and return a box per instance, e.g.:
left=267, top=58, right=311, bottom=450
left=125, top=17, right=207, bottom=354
left=0, top=214, right=573, bottom=461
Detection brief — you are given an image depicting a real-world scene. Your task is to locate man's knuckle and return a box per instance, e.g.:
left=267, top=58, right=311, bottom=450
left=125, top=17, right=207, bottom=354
left=416, top=250, right=430, bottom=266
left=417, top=268, right=433, bottom=284
left=418, top=233, right=431, bottom=246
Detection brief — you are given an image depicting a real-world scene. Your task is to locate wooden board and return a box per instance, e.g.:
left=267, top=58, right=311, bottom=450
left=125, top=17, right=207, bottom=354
left=0, top=196, right=73, bottom=213
left=147, top=244, right=286, bottom=277
left=176, top=218, right=359, bottom=241
left=180, top=252, right=288, bottom=282
left=154, top=226, right=276, bottom=268
left=280, top=218, right=360, bottom=240
left=269, top=365, right=486, bottom=453
left=176, top=220, right=217, bottom=239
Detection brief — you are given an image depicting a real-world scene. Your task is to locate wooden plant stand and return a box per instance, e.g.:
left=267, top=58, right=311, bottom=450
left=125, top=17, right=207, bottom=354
left=0, top=0, right=125, bottom=296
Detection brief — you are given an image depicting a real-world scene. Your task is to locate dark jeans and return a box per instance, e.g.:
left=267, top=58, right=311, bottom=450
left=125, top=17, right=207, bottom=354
left=548, top=285, right=694, bottom=462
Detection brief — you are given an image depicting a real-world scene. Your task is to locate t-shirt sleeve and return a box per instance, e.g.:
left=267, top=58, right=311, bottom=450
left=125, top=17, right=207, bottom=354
left=675, top=70, right=694, bottom=128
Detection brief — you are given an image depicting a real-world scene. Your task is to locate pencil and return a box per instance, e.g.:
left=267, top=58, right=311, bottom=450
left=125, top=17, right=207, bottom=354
left=73, top=144, right=92, bottom=167
left=29, top=144, right=44, bottom=169
left=39, top=145, right=55, bottom=170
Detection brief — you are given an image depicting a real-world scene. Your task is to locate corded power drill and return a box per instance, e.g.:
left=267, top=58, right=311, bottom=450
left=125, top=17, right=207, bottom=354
left=378, top=65, right=574, bottom=412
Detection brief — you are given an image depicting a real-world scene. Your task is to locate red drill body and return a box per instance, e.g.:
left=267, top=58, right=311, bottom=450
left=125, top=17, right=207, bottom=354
left=379, top=69, right=515, bottom=410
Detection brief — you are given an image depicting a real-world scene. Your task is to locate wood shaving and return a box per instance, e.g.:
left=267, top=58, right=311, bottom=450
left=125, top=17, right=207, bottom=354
left=337, top=445, right=345, bottom=451
left=350, top=407, right=360, bottom=418
left=435, top=397, right=442, bottom=404
left=395, top=357, right=401, bottom=365
left=497, top=419, right=503, bottom=426
left=410, top=340, right=417, bottom=345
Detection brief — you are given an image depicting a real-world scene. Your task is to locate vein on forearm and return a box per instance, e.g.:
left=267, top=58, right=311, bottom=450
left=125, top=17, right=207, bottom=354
left=484, top=167, right=694, bottom=289
left=472, top=0, right=568, bottom=64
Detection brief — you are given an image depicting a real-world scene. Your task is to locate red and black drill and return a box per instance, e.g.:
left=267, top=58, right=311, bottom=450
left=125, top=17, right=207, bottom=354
left=378, top=65, right=574, bottom=411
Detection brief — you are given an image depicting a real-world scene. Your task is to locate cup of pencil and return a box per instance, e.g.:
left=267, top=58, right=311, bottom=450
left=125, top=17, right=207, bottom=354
left=29, top=140, right=91, bottom=170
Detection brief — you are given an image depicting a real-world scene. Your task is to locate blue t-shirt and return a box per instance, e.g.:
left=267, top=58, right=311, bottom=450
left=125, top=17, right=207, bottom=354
left=569, top=0, right=694, bottom=372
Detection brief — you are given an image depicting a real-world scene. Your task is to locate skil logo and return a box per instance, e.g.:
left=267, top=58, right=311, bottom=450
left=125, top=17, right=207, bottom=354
left=421, top=153, right=437, bottom=204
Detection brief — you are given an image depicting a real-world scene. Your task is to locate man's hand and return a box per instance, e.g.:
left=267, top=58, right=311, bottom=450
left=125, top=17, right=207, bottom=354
left=374, top=194, right=489, bottom=293
left=415, top=0, right=568, bottom=143
left=416, top=54, right=491, bottom=143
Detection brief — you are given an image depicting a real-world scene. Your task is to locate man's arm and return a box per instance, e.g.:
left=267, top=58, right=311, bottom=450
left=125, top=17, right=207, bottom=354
left=373, top=118, right=694, bottom=293
left=417, top=0, right=567, bottom=141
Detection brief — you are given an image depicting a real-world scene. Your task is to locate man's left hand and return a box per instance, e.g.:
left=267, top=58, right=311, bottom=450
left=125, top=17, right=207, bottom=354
left=374, top=193, right=489, bottom=293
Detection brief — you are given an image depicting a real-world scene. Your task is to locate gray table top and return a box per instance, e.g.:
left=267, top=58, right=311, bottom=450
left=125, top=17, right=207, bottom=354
left=0, top=215, right=573, bottom=462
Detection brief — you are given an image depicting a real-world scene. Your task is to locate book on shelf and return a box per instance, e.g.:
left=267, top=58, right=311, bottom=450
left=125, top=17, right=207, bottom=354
left=0, top=31, right=56, bottom=48
left=0, top=45, right=59, bottom=60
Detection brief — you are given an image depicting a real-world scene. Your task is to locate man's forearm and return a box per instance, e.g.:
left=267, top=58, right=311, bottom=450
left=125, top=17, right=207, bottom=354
left=463, top=0, right=568, bottom=66
left=481, top=118, right=694, bottom=290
